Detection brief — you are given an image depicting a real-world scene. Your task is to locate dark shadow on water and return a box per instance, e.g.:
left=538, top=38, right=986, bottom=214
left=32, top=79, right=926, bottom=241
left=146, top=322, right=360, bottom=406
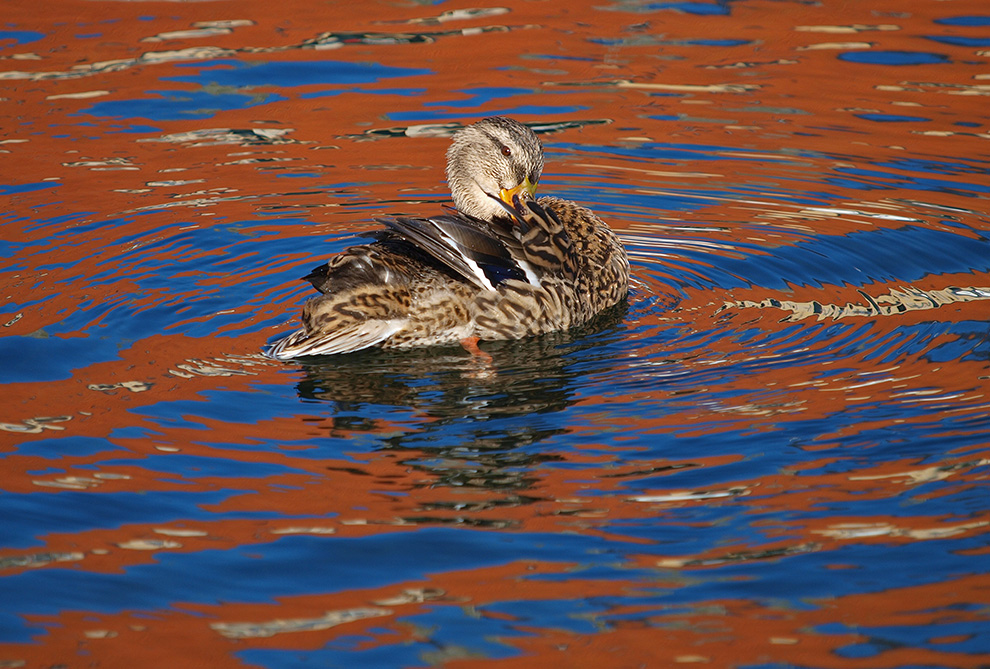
left=291, top=303, right=629, bottom=496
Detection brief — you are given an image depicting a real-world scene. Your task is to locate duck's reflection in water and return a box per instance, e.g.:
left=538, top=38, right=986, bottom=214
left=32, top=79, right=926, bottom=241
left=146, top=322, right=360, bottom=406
left=292, top=304, right=628, bottom=507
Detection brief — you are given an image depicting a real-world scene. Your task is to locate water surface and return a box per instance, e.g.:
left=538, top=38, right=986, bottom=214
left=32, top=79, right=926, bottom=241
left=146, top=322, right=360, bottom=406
left=2, top=0, right=989, bottom=667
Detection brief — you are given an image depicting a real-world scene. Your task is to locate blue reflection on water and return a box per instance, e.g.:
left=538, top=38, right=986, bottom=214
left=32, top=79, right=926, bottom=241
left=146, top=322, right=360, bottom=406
left=855, top=113, right=930, bottom=123
left=934, top=15, right=990, bottom=25
left=11, top=436, right=124, bottom=459
left=607, top=2, right=732, bottom=15
left=425, top=86, right=532, bottom=108
left=551, top=140, right=815, bottom=165
left=131, top=389, right=333, bottom=432
left=0, top=182, right=60, bottom=197
left=824, top=607, right=990, bottom=657
left=81, top=59, right=432, bottom=120
left=926, top=35, right=990, bottom=47
left=0, top=335, right=121, bottom=383
left=239, top=622, right=519, bottom=668
left=626, top=222, right=988, bottom=293
left=387, top=105, right=589, bottom=120
left=83, top=89, right=287, bottom=120
left=833, top=166, right=990, bottom=195
left=839, top=50, right=950, bottom=65
left=167, top=59, right=431, bottom=87
left=879, top=157, right=990, bottom=176
left=0, top=530, right=631, bottom=619
left=0, top=490, right=242, bottom=549
left=98, top=454, right=307, bottom=479
left=0, top=30, right=45, bottom=47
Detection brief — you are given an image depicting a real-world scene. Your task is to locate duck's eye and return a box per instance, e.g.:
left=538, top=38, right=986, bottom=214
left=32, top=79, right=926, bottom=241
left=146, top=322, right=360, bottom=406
left=500, top=145, right=512, bottom=158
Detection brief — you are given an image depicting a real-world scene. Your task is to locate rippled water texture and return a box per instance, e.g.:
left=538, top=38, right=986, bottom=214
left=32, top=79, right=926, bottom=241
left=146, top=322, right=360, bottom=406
left=2, top=0, right=990, bottom=667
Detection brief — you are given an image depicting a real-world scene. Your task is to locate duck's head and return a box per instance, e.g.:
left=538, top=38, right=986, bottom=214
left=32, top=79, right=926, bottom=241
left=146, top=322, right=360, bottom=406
left=446, top=116, right=544, bottom=221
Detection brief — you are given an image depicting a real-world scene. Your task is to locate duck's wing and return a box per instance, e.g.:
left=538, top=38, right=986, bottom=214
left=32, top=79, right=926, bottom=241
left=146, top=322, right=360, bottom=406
left=302, top=251, right=384, bottom=295
left=377, top=213, right=538, bottom=290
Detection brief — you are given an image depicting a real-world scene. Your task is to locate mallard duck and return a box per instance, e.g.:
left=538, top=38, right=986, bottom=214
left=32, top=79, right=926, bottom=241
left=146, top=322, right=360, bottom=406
left=267, top=116, right=629, bottom=360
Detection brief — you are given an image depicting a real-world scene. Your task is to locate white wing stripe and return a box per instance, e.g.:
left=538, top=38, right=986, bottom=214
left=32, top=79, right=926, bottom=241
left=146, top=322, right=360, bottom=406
left=432, top=222, right=498, bottom=291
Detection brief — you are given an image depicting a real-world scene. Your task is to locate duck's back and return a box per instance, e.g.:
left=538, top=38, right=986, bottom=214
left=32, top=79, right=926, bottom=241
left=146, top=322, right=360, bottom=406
left=538, top=195, right=629, bottom=314
left=469, top=195, right=629, bottom=341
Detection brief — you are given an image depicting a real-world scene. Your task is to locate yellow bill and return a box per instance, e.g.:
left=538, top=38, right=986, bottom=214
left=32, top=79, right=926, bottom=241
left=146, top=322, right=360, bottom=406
left=499, top=176, right=538, bottom=206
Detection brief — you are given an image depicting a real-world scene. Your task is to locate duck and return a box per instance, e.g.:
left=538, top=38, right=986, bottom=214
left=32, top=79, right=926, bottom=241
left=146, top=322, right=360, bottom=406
left=267, top=116, right=629, bottom=360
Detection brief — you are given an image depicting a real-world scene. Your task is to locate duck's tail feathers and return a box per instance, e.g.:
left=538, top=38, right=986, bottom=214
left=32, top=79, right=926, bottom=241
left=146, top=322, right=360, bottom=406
left=266, top=320, right=402, bottom=360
